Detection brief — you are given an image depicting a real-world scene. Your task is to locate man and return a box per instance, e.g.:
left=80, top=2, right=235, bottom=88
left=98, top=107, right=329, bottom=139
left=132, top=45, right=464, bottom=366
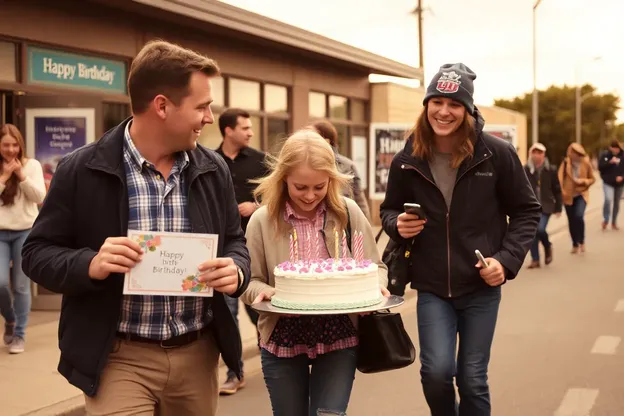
left=598, top=140, right=624, bottom=230
left=215, top=108, right=266, bottom=395
left=524, top=143, right=562, bottom=268
left=21, top=40, right=250, bottom=416
left=311, top=120, right=371, bottom=220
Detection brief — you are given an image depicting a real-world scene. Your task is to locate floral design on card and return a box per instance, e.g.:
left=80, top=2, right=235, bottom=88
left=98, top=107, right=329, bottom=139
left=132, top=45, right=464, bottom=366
left=181, top=274, right=210, bottom=293
left=134, top=234, right=162, bottom=253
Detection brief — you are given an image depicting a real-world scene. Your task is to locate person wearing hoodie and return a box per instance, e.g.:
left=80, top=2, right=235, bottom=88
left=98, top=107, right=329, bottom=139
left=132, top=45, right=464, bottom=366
left=380, top=63, right=540, bottom=416
left=558, top=143, right=596, bottom=253
left=597, top=140, right=624, bottom=230
left=524, top=143, right=562, bottom=268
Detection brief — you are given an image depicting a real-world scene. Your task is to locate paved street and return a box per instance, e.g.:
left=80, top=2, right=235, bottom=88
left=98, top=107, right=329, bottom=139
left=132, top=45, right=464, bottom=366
left=218, top=210, right=624, bottom=415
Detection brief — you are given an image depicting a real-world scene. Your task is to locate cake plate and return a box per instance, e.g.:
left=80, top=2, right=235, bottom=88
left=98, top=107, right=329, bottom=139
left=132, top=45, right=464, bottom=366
left=251, top=295, right=404, bottom=315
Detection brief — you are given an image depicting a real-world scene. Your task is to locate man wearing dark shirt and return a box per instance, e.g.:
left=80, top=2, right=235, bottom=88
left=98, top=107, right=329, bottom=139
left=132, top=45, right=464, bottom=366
left=215, top=108, right=267, bottom=395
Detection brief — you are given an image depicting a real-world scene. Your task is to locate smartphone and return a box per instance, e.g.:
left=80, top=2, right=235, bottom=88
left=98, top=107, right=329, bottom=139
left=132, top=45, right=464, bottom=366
left=403, top=203, right=427, bottom=221
left=475, top=249, right=489, bottom=268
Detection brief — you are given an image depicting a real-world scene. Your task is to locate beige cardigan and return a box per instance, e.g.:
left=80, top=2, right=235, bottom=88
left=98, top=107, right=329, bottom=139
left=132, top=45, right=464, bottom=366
left=240, top=197, right=388, bottom=344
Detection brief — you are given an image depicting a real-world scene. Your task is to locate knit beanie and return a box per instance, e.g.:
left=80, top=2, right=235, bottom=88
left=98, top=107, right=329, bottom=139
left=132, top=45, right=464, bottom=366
left=423, top=63, right=477, bottom=115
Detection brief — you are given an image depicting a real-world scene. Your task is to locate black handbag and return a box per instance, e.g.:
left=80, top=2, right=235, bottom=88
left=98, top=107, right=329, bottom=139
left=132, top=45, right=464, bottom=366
left=357, top=310, right=416, bottom=374
left=375, top=229, right=413, bottom=296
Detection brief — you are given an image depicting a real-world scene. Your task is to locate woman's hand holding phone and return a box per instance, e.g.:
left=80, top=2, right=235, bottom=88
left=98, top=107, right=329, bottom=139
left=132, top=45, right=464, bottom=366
left=397, top=211, right=426, bottom=239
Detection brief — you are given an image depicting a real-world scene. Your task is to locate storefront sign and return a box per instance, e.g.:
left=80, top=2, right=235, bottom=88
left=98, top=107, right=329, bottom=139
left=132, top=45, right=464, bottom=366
left=25, top=108, right=95, bottom=191
left=27, top=46, right=126, bottom=94
left=369, top=123, right=411, bottom=199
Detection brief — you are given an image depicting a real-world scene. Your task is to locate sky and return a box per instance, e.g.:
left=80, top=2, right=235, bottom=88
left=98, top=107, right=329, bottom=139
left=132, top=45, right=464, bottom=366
left=221, top=0, right=624, bottom=121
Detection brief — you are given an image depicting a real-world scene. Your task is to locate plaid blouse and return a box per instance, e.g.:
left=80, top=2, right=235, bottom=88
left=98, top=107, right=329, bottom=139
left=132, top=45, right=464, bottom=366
left=260, top=201, right=358, bottom=358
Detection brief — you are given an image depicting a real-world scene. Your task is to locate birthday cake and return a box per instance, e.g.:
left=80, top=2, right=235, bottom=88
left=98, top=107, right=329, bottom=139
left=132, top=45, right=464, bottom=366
left=271, top=258, right=381, bottom=310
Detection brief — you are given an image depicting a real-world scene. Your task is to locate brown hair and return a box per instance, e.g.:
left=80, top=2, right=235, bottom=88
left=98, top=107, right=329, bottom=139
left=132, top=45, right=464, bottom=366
left=0, top=124, right=26, bottom=206
left=218, top=108, right=251, bottom=137
left=312, top=120, right=338, bottom=147
left=128, top=40, right=220, bottom=114
left=408, top=105, right=476, bottom=169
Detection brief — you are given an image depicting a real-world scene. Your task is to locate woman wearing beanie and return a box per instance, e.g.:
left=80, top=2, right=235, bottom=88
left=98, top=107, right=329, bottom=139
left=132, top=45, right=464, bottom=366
left=380, top=63, right=540, bottom=415
left=0, top=124, right=46, bottom=354
left=558, top=142, right=595, bottom=253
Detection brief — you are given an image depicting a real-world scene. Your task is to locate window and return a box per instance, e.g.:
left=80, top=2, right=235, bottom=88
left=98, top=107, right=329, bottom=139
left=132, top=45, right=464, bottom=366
left=211, top=77, right=225, bottom=108
left=103, top=103, right=130, bottom=133
left=309, top=92, right=326, bottom=118
left=198, top=115, right=222, bottom=150
left=329, top=95, right=348, bottom=120
left=0, top=42, right=16, bottom=82
left=268, top=118, right=289, bottom=154
left=229, top=78, right=260, bottom=110
left=265, top=84, right=288, bottom=113
left=350, top=99, right=367, bottom=123
left=248, top=115, right=262, bottom=150
left=334, top=124, right=349, bottom=156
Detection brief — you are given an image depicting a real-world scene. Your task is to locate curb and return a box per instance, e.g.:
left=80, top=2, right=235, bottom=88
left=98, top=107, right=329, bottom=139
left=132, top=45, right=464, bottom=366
left=22, top=396, right=84, bottom=416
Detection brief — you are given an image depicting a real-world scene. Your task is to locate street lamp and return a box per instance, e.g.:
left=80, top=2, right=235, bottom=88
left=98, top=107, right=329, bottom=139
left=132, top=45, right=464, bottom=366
left=575, top=56, right=602, bottom=144
left=532, top=0, right=543, bottom=145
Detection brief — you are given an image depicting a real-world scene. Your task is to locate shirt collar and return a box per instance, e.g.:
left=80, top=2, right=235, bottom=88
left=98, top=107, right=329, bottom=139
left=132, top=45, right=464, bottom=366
left=124, top=121, right=190, bottom=172
left=284, top=200, right=327, bottom=222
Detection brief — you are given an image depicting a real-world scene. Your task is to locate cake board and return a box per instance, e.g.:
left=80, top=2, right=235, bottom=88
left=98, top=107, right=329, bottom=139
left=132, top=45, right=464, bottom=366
left=251, top=295, right=404, bottom=315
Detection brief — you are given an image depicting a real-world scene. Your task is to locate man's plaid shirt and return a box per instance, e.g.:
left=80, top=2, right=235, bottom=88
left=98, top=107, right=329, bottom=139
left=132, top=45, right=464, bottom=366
left=117, top=122, right=206, bottom=340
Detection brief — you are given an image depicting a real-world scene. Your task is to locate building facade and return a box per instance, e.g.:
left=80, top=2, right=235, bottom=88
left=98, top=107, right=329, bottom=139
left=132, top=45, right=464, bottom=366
left=0, top=0, right=422, bottom=309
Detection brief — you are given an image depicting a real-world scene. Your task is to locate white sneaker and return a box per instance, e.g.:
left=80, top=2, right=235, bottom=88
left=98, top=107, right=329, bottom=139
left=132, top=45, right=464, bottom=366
left=8, top=337, right=25, bottom=354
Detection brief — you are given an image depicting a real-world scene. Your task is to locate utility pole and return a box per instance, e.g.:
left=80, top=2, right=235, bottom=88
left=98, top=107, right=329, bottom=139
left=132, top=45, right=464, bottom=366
left=532, top=0, right=543, bottom=145
left=411, top=1, right=426, bottom=79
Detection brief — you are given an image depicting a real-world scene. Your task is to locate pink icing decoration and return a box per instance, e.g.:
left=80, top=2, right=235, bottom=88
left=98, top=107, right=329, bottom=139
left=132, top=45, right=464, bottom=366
left=337, top=266, right=345, bottom=271
left=300, top=268, right=309, bottom=273
left=346, top=265, right=353, bottom=270
left=314, top=267, right=323, bottom=273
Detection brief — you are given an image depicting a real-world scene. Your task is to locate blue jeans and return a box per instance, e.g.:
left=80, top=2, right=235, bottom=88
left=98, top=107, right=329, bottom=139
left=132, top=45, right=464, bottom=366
left=565, top=195, right=587, bottom=247
left=530, top=213, right=551, bottom=261
left=603, top=184, right=623, bottom=225
left=0, top=229, right=32, bottom=338
left=224, top=295, right=260, bottom=378
left=260, top=347, right=357, bottom=416
left=417, top=287, right=501, bottom=416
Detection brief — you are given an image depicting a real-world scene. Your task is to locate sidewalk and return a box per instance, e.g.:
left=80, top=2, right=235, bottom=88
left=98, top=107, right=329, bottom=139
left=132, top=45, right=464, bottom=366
left=1, top=177, right=606, bottom=415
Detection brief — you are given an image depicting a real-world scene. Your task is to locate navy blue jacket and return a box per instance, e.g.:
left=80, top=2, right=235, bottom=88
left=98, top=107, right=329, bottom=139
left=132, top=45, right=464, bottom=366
left=22, top=119, right=250, bottom=396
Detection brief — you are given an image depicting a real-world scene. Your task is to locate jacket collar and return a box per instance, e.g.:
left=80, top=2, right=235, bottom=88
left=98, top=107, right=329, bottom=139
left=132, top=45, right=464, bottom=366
left=85, top=117, right=218, bottom=179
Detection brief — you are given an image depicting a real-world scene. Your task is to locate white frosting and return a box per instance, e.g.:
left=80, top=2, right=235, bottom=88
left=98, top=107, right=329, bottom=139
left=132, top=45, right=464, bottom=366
left=272, top=258, right=381, bottom=310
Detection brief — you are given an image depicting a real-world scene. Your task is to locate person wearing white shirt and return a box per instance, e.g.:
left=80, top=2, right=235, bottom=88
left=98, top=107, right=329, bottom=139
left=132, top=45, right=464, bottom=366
left=0, top=124, right=46, bottom=354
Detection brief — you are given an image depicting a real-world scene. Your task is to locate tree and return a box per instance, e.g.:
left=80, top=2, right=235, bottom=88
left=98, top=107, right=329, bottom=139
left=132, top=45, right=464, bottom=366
left=495, top=85, right=621, bottom=166
left=615, top=124, right=624, bottom=143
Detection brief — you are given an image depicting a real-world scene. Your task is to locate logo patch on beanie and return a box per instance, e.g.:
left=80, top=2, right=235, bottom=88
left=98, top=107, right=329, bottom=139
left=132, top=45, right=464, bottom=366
left=436, top=71, right=461, bottom=94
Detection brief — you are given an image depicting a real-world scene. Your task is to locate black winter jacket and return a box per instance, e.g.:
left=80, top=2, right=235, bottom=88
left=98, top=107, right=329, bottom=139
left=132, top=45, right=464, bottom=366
left=380, top=109, right=540, bottom=298
left=22, top=119, right=251, bottom=397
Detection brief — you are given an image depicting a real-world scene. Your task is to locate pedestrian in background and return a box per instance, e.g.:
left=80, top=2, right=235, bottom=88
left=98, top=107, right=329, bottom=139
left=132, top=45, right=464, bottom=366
left=215, top=107, right=267, bottom=395
left=0, top=123, right=45, bottom=354
left=311, top=120, right=371, bottom=220
left=524, top=142, right=562, bottom=269
left=241, top=130, right=388, bottom=416
left=598, top=139, right=624, bottom=230
left=558, top=142, right=596, bottom=253
left=380, top=63, right=540, bottom=416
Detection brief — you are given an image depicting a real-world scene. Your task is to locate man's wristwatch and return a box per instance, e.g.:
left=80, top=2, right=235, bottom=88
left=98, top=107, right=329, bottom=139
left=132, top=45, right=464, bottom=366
left=236, top=265, right=245, bottom=290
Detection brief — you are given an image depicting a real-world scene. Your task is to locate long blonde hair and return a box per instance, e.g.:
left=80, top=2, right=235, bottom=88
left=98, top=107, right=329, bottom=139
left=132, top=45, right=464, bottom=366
left=407, top=104, right=476, bottom=169
left=253, top=129, right=352, bottom=234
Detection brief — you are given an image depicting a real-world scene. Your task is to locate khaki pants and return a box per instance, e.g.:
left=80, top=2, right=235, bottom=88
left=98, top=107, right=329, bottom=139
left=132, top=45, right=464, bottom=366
left=84, top=334, right=220, bottom=416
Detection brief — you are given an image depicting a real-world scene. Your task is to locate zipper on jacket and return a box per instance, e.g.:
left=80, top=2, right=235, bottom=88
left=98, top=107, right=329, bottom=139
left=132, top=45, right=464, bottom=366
left=401, top=152, right=492, bottom=298
left=401, top=163, right=453, bottom=297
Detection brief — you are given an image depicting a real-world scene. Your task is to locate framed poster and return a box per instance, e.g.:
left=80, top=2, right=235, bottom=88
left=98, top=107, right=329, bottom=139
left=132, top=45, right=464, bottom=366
left=369, top=123, right=411, bottom=200
left=25, top=108, right=95, bottom=191
left=483, top=124, right=518, bottom=150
